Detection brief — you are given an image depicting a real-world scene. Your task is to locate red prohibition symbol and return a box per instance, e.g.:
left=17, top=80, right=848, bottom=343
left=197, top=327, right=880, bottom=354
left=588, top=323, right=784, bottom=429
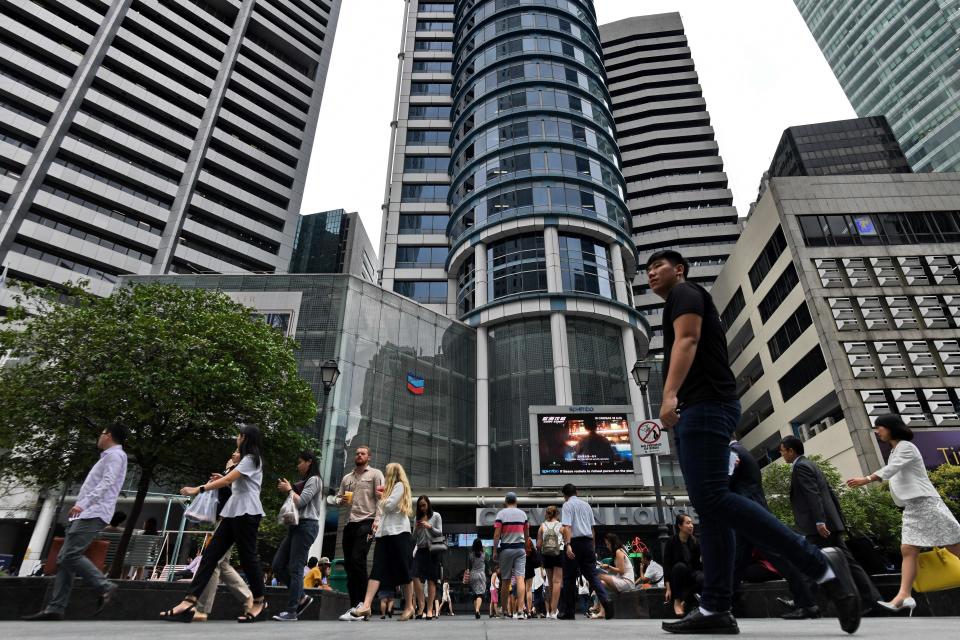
left=636, top=420, right=661, bottom=444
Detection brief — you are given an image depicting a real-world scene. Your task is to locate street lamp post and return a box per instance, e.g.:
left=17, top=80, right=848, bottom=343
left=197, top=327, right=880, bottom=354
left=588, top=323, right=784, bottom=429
left=631, top=360, right=670, bottom=556
left=318, top=359, right=341, bottom=442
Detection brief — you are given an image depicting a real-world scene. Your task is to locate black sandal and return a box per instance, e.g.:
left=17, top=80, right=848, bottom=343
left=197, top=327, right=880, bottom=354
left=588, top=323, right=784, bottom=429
left=238, top=598, right=268, bottom=623
left=160, top=597, right=197, bottom=623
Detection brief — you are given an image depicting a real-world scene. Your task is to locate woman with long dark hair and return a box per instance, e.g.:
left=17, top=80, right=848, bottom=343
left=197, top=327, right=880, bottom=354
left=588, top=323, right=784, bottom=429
left=271, top=450, right=324, bottom=621
left=663, top=514, right=703, bottom=617
left=468, top=538, right=487, bottom=619
left=847, top=414, right=960, bottom=615
left=412, top=495, right=444, bottom=618
left=340, top=463, right=416, bottom=621
left=160, top=425, right=268, bottom=623
left=594, top=532, right=635, bottom=618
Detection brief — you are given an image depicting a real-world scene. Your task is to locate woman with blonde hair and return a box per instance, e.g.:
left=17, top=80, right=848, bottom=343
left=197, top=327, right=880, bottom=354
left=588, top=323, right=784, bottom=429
left=847, top=414, right=960, bottom=615
left=340, top=462, right=416, bottom=621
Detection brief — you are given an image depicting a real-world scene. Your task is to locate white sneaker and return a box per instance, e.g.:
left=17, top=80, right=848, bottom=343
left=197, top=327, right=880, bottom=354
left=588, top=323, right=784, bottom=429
left=339, top=603, right=367, bottom=621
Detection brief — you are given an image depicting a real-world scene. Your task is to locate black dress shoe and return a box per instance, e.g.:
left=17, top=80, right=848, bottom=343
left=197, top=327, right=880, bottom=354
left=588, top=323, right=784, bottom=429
left=557, top=613, right=576, bottom=620
left=818, top=547, right=861, bottom=634
left=662, top=609, right=740, bottom=634
left=781, top=606, right=821, bottom=620
left=603, top=600, right=615, bottom=620
left=95, top=582, right=119, bottom=616
left=22, top=611, right=65, bottom=621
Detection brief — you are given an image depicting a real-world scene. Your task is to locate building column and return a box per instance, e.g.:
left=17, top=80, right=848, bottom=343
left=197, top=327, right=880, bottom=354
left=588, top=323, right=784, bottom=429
left=611, top=243, right=629, bottom=304
left=18, top=494, right=57, bottom=576
left=544, top=227, right=572, bottom=403
left=544, top=226, right=562, bottom=293
left=474, top=243, right=490, bottom=486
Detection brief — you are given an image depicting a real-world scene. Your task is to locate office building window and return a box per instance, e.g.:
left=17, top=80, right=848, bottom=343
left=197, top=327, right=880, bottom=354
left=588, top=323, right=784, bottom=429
left=558, top=234, right=614, bottom=299
left=400, top=183, right=449, bottom=202
left=394, top=280, right=448, bottom=304
left=758, top=263, right=799, bottom=323
left=487, top=234, right=547, bottom=300
left=406, top=129, right=449, bottom=145
left=721, top=287, right=745, bottom=331
left=396, top=246, right=447, bottom=268
left=748, top=228, right=787, bottom=290
left=799, top=212, right=960, bottom=247
left=768, top=303, right=813, bottom=362
left=408, top=105, right=452, bottom=120
left=399, top=214, right=449, bottom=234
left=410, top=82, right=452, bottom=95
left=778, top=345, right=826, bottom=401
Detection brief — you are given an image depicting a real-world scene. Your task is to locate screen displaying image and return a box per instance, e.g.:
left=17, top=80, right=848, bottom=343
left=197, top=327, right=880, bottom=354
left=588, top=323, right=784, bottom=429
left=537, top=412, right=633, bottom=475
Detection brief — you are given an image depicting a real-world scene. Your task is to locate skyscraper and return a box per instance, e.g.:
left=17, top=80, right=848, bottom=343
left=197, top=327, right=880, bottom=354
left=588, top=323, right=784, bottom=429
left=289, top=209, right=378, bottom=282
left=599, top=13, right=741, bottom=355
left=0, top=0, right=342, bottom=308
left=380, top=0, right=650, bottom=487
left=794, top=0, right=960, bottom=173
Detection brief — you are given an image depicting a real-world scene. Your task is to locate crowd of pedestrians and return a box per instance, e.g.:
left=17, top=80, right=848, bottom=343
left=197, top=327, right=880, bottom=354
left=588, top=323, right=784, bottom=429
left=18, top=248, right=960, bottom=633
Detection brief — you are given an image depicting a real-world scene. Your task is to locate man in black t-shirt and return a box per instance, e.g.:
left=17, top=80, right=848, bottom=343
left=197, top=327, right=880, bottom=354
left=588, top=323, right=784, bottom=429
left=648, top=250, right=862, bottom=636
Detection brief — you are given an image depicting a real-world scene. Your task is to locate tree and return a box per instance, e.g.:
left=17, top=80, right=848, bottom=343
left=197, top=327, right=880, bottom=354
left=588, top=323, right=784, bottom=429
left=929, top=464, right=960, bottom=518
left=0, top=282, right=317, bottom=577
left=762, top=455, right=901, bottom=554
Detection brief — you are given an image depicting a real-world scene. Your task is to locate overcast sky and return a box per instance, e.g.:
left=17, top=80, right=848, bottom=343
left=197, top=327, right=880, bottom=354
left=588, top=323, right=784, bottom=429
left=302, top=0, right=856, bottom=256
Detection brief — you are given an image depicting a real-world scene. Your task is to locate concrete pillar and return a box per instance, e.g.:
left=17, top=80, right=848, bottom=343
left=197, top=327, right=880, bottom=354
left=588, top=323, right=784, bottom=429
left=611, top=243, right=629, bottom=304
left=474, top=243, right=490, bottom=486
left=544, top=226, right=562, bottom=293
left=551, top=312, right=573, bottom=404
left=308, top=500, right=326, bottom=560
left=18, top=494, right=57, bottom=576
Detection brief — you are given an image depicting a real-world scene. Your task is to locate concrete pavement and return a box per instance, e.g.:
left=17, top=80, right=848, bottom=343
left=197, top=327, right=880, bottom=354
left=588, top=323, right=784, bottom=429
left=3, top=616, right=958, bottom=639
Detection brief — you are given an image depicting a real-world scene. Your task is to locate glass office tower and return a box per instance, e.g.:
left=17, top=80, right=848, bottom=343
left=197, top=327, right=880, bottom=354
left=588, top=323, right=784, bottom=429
left=794, top=0, right=960, bottom=173
left=381, top=0, right=651, bottom=487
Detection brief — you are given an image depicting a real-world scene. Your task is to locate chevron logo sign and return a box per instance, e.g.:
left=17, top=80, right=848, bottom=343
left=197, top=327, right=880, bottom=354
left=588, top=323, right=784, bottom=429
left=407, top=373, right=424, bottom=395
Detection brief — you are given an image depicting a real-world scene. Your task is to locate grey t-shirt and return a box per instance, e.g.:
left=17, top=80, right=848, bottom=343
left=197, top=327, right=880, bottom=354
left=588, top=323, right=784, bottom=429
left=219, top=454, right=265, bottom=518
left=297, top=476, right=323, bottom=521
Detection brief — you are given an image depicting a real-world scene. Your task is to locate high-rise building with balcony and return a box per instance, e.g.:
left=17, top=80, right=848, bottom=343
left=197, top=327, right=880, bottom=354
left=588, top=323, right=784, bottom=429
left=0, top=0, right=342, bottom=310
left=379, top=0, right=650, bottom=488
left=599, top=13, right=741, bottom=355
left=794, top=0, right=960, bottom=174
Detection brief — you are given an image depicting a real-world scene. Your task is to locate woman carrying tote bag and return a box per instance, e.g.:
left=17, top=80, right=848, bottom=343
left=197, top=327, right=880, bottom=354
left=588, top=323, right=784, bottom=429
left=847, top=413, right=960, bottom=614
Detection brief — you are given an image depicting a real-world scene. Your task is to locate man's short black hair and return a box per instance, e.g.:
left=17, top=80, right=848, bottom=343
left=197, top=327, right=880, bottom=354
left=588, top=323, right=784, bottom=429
left=562, top=483, right=577, bottom=497
left=646, top=250, right=691, bottom=278
left=307, top=557, right=319, bottom=569
left=779, top=435, right=804, bottom=456
left=105, top=424, right=128, bottom=446
left=874, top=414, right=914, bottom=441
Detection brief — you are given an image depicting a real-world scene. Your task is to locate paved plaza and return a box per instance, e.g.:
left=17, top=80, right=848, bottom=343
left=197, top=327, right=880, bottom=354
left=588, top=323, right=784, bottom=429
left=3, top=617, right=957, bottom=639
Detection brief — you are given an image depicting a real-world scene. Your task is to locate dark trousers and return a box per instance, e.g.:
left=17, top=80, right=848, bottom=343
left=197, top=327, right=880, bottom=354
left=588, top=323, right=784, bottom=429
left=273, top=518, right=320, bottom=612
left=342, top=519, right=374, bottom=605
left=561, top=537, right=609, bottom=618
left=668, top=561, right=704, bottom=611
left=733, top=535, right=815, bottom=609
left=674, top=400, right=830, bottom=613
left=188, top=514, right=263, bottom=600
left=806, top=532, right=880, bottom=607
left=47, top=518, right=112, bottom=613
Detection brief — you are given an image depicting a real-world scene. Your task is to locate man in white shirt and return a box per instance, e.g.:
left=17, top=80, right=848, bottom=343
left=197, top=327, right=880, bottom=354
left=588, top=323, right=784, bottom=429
left=24, top=425, right=129, bottom=621
left=639, top=554, right=665, bottom=588
left=558, top=483, right=614, bottom=620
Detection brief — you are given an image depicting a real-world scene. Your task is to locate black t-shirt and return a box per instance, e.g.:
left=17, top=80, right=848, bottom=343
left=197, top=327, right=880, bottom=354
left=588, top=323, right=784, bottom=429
left=662, top=282, right=737, bottom=407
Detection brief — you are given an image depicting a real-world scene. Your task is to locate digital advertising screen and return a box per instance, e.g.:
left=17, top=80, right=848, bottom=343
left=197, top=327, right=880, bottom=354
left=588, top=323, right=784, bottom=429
left=536, top=411, right=633, bottom=475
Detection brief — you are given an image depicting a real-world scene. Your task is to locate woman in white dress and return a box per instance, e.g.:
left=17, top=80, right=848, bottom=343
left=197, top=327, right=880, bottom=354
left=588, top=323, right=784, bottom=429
left=846, top=413, right=960, bottom=614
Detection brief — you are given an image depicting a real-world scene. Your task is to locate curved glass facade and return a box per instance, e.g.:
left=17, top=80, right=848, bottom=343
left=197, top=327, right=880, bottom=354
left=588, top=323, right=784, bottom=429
left=488, top=233, right=547, bottom=300
left=567, top=317, right=629, bottom=404
left=558, top=233, right=614, bottom=299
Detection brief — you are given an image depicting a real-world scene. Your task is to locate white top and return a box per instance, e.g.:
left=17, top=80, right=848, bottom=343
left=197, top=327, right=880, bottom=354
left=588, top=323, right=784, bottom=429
left=561, top=495, right=595, bottom=538
left=874, top=440, right=940, bottom=507
left=644, top=559, right=665, bottom=588
left=375, top=483, right=411, bottom=538
left=219, top=455, right=265, bottom=518
left=616, top=549, right=635, bottom=583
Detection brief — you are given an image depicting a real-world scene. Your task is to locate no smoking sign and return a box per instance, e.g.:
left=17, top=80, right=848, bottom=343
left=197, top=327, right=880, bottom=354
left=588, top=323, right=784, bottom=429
left=632, top=419, right=671, bottom=456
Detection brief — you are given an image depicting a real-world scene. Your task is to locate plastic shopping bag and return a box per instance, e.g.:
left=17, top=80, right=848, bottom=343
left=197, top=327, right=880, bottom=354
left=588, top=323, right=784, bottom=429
left=184, top=490, right=218, bottom=523
left=278, top=493, right=299, bottom=526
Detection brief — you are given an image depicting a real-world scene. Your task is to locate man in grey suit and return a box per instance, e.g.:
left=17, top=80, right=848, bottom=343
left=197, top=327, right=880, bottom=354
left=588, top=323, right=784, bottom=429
left=779, top=436, right=881, bottom=613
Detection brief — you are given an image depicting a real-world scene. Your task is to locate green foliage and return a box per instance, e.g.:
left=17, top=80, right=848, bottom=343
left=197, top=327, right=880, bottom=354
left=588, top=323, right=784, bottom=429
left=929, top=464, right=960, bottom=518
left=0, top=282, right=318, bottom=572
left=762, top=454, right=902, bottom=553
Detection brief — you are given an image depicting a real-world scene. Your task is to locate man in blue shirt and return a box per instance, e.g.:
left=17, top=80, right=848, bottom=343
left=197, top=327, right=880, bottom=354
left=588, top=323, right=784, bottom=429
left=557, top=483, right=613, bottom=620
left=23, top=425, right=129, bottom=621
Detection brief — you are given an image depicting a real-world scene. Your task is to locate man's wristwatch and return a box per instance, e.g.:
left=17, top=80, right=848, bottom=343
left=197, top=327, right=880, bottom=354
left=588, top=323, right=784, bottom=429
left=199, top=486, right=206, bottom=493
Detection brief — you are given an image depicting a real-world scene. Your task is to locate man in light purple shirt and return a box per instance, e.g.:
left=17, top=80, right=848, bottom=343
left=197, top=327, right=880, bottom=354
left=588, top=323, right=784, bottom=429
left=23, top=424, right=129, bottom=621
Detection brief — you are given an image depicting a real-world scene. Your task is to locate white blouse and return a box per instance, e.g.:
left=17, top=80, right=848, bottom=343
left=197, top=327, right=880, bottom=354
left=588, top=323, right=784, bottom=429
left=874, top=441, right=940, bottom=507
left=374, top=483, right=412, bottom=538
left=219, top=455, right=265, bottom=518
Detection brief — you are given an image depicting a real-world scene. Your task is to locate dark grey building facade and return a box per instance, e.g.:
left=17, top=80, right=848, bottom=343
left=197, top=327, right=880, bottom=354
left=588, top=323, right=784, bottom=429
left=289, top=209, right=378, bottom=282
left=768, top=116, right=912, bottom=178
left=599, top=13, right=741, bottom=355
left=0, top=0, right=342, bottom=311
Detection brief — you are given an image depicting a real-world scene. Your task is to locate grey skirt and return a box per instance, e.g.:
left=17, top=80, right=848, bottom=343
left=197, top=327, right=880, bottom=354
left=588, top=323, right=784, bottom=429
left=901, top=495, right=960, bottom=547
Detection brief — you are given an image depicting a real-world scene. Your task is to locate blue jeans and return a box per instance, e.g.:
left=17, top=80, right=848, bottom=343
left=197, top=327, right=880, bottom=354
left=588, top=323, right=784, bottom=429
left=674, top=400, right=828, bottom=613
left=272, top=518, right=320, bottom=612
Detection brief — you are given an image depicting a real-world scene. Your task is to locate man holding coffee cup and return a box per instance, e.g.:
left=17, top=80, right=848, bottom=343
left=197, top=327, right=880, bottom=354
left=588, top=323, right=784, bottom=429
left=336, top=446, right=385, bottom=607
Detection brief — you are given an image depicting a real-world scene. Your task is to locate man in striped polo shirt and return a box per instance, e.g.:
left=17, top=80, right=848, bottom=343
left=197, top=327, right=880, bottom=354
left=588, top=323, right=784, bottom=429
left=492, top=492, right=530, bottom=619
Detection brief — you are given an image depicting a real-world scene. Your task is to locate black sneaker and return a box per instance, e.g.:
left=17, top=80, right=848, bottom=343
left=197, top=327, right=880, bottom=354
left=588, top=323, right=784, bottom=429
left=662, top=609, right=739, bottom=634
left=776, top=597, right=795, bottom=610
left=297, top=595, right=314, bottom=617
left=22, top=611, right=65, bottom=621
left=818, top=547, right=861, bottom=634
left=781, top=606, right=820, bottom=620
left=95, top=582, right=119, bottom=616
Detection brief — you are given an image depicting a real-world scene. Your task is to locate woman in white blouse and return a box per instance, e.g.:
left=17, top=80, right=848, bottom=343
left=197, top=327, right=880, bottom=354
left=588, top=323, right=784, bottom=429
left=340, top=462, right=416, bottom=621
left=847, top=413, right=960, bottom=614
